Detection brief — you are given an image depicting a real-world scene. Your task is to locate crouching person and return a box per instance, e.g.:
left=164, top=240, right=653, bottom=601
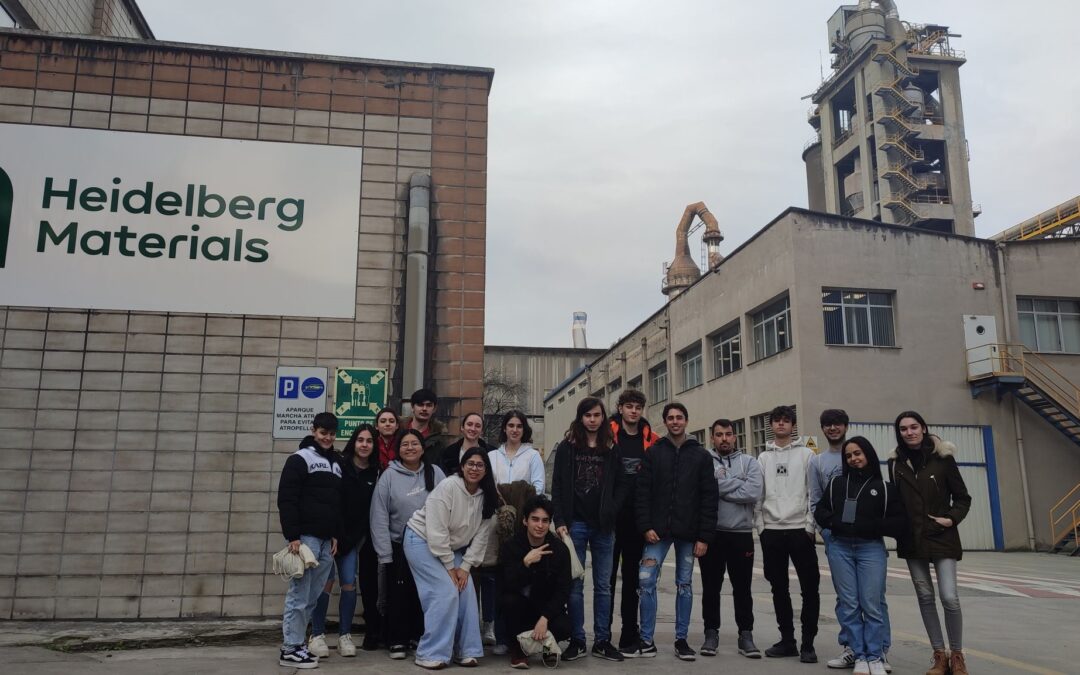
left=277, top=412, right=343, bottom=669
left=501, top=495, right=572, bottom=669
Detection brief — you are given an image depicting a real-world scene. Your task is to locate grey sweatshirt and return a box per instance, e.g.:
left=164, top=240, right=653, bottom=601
left=708, top=449, right=765, bottom=533
left=407, top=475, right=494, bottom=572
left=370, top=460, right=445, bottom=564
left=808, top=447, right=844, bottom=518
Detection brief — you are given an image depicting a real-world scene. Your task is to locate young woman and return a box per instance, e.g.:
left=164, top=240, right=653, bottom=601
left=489, top=410, right=545, bottom=494
left=375, top=408, right=401, bottom=470
left=550, top=397, right=627, bottom=662
left=309, top=423, right=382, bottom=658
left=370, top=428, right=445, bottom=659
left=440, top=412, right=490, bottom=477
left=815, top=437, right=906, bottom=675
left=889, top=412, right=972, bottom=675
left=403, top=447, right=499, bottom=669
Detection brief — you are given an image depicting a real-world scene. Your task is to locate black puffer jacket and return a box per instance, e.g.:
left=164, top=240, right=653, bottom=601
left=635, top=436, right=718, bottom=544
left=339, top=458, right=380, bottom=552
left=888, top=436, right=972, bottom=560
left=439, top=438, right=492, bottom=478
left=277, top=437, right=343, bottom=542
left=501, top=529, right=571, bottom=620
left=815, top=470, right=907, bottom=540
left=550, top=440, right=629, bottom=530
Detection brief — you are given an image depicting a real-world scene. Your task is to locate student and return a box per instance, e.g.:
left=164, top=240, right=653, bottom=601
left=500, top=495, right=573, bottom=669
left=699, top=418, right=763, bottom=659
left=889, top=412, right=972, bottom=675
left=276, top=412, right=343, bottom=670
left=309, top=423, right=382, bottom=658
left=815, top=437, right=907, bottom=675
left=440, top=412, right=490, bottom=478
left=370, top=428, right=445, bottom=660
left=403, top=447, right=498, bottom=669
left=606, top=389, right=659, bottom=651
left=374, top=407, right=400, bottom=471
left=630, top=402, right=718, bottom=662
left=550, top=397, right=629, bottom=662
left=401, top=388, right=454, bottom=468
left=755, top=405, right=820, bottom=663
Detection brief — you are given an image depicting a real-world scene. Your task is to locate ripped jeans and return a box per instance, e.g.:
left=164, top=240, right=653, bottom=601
left=638, top=538, right=696, bottom=643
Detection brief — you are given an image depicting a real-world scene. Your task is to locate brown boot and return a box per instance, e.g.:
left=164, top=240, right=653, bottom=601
left=925, top=649, right=949, bottom=675
left=950, top=650, right=969, bottom=675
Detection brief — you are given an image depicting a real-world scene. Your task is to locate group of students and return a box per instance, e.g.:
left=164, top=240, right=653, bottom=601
left=276, top=387, right=973, bottom=675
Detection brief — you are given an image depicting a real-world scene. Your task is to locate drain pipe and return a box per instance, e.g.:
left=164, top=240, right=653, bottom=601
left=402, top=173, right=431, bottom=402
left=997, top=241, right=1036, bottom=550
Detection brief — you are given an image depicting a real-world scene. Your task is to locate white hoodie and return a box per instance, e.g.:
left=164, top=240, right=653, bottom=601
left=755, top=440, right=816, bottom=534
left=407, top=475, right=494, bottom=572
left=488, top=443, right=545, bottom=494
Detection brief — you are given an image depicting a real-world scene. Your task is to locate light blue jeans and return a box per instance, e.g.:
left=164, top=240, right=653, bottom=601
left=568, top=521, right=615, bottom=643
left=311, top=544, right=358, bottom=636
left=638, top=538, right=695, bottom=643
left=828, top=536, right=889, bottom=661
left=282, top=535, right=336, bottom=648
left=403, top=526, right=483, bottom=664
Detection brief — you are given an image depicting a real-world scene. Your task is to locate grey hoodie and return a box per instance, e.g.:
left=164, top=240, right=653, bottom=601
left=708, top=449, right=765, bottom=533
left=370, top=459, right=445, bottom=563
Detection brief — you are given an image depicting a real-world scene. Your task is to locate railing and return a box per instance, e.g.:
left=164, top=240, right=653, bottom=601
left=832, top=126, right=856, bottom=148
left=881, top=134, right=925, bottom=161
left=877, top=110, right=925, bottom=136
left=965, top=343, right=1080, bottom=419
left=1050, top=482, right=1080, bottom=552
left=1015, top=198, right=1080, bottom=241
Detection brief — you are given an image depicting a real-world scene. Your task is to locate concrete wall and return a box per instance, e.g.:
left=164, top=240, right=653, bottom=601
left=0, top=31, right=490, bottom=619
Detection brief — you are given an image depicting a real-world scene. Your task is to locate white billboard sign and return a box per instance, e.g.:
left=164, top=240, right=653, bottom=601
left=0, top=123, right=362, bottom=317
left=274, top=366, right=329, bottom=439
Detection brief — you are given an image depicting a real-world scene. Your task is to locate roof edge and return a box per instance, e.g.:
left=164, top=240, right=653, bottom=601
left=119, top=0, right=155, bottom=40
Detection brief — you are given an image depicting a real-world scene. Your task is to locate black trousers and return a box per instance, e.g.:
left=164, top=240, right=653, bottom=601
left=607, top=505, right=644, bottom=639
left=500, top=592, right=572, bottom=643
left=760, top=528, right=820, bottom=643
left=699, top=530, right=755, bottom=632
left=357, top=537, right=382, bottom=638
left=385, top=542, right=424, bottom=646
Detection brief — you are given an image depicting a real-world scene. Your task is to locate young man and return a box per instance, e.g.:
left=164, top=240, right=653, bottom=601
left=755, top=405, right=820, bottom=664
left=607, top=389, right=659, bottom=651
left=811, top=409, right=892, bottom=672
left=400, top=388, right=453, bottom=468
left=500, top=495, right=573, bottom=669
left=699, top=418, right=764, bottom=659
left=629, top=402, right=718, bottom=661
left=277, top=412, right=343, bottom=669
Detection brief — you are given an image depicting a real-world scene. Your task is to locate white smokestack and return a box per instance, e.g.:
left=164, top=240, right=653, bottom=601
left=572, top=312, right=588, bottom=348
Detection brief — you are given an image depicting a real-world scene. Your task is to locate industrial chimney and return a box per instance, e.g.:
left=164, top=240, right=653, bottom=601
left=572, top=312, right=588, bottom=348
left=663, top=202, right=724, bottom=298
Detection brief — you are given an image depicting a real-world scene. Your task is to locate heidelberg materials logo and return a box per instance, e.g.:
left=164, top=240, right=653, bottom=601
left=0, top=167, right=11, bottom=269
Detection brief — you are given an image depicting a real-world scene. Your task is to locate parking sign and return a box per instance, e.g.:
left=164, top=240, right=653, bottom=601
left=274, top=367, right=328, bottom=439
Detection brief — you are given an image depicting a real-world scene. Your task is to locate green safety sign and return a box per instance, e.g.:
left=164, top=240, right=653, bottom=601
left=334, top=367, right=388, bottom=436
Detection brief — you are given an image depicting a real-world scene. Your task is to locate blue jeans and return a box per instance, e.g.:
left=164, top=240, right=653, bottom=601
left=567, top=521, right=615, bottom=643
left=828, top=536, right=889, bottom=661
left=403, top=527, right=483, bottom=664
left=311, top=544, right=359, bottom=636
left=638, top=538, right=695, bottom=643
left=282, top=535, right=336, bottom=648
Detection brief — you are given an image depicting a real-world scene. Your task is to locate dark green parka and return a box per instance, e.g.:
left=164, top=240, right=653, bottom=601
left=888, top=436, right=972, bottom=560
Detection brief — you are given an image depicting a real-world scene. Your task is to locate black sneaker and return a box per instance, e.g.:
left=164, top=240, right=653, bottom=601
left=700, top=629, right=719, bottom=657
left=362, top=632, right=381, bottom=651
left=389, top=644, right=408, bottom=660
left=591, top=640, right=624, bottom=662
left=617, top=630, right=640, bottom=652
left=279, top=646, right=318, bottom=669
left=622, top=641, right=658, bottom=658
left=765, top=640, right=799, bottom=658
left=738, top=631, right=762, bottom=659
left=674, top=639, right=696, bottom=661
left=800, top=643, right=818, bottom=664
left=563, top=639, right=587, bottom=661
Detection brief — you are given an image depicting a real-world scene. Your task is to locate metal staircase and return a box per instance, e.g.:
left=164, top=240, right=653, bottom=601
left=1049, top=483, right=1080, bottom=555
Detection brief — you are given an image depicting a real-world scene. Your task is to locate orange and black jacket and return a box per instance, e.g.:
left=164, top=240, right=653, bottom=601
left=608, top=415, right=661, bottom=451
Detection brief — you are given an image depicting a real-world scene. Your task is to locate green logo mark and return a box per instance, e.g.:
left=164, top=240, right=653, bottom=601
left=0, top=167, right=12, bottom=269
left=334, top=368, right=388, bottom=437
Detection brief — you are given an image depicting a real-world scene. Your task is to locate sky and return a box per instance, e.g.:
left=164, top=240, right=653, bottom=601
left=140, top=0, right=1080, bottom=349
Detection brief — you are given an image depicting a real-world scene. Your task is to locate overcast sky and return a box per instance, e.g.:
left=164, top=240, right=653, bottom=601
left=141, top=1, right=1079, bottom=349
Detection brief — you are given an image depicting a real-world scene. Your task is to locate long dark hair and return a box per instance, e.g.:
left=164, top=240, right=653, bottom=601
left=376, top=407, right=400, bottom=437
left=893, top=410, right=934, bottom=454
left=499, top=409, right=533, bottom=444
left=564, top=397, right=614, bottom=451
left=842, top=436, right=883, bottom=482
left=343, top=423, right=377, bottom=467
left=458, top=446, right=499, bottom=519
left=400, top=428, right=436, bottom=491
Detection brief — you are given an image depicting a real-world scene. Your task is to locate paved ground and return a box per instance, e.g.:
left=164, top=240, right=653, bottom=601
left=2, top=549, right=1075, bottom=674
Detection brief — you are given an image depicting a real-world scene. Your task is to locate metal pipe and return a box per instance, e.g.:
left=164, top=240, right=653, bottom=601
left=665, top=201, right=723, bottom=296
left=402, top=173, right=431, bottom=398
left=997, top=241, right=1036, bottom=550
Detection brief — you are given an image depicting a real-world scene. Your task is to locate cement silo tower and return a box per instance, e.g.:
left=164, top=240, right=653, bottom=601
left=572, top=312, right=588, bottom=348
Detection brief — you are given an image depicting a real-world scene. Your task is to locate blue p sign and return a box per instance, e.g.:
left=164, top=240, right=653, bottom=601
left=278, top=376, right=299, bottom=399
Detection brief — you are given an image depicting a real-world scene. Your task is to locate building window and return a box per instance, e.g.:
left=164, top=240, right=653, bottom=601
left=752, top=296, right=791, bottom=360
left=750, top=407, right=799, bottom=456
left=649, top=362, right=668, bottom=403
left=731, top=418, right=747, bottom=452
left=607, top=377, right=622, bottom=393
left=710, top=323, right=741, bottom=378
left=690, top=429, right=706, bottom=444
left=628, top=375, right=642, bottom=392
left=591, top=388, right=604, bottom=399
left=678, top=343, right=703, bottom=391
left=567, top=387, right=575, bottom=397
left=823, top=289, right=896, bottom=346
left=1019, top=297, right=1080, bottom=353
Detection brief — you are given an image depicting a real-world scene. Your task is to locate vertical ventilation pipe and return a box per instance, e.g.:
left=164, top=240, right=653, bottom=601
left=403, top=173, right=431, bottom=398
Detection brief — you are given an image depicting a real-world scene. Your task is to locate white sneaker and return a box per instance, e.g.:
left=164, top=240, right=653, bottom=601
left=868, top=659, right=887, bottom=675
left=882, top=653, right=893, bottom=673
left=854, top=659, right=870, bottom=675
left=481, top=621, right=496, bottom=646
left=829, top=646, right=856, bottom=669
left=307, top=634, right=329, bottom=659
left=337, top=633, right=356, bottom=657
left=415, top=657, right=447, bottom=669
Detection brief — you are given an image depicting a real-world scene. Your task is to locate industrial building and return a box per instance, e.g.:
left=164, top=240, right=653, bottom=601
left=0, top=0, right=491, bottom=618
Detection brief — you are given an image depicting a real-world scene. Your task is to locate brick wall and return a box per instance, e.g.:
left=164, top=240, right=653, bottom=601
left=0, top=32, right=489, bottom=618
